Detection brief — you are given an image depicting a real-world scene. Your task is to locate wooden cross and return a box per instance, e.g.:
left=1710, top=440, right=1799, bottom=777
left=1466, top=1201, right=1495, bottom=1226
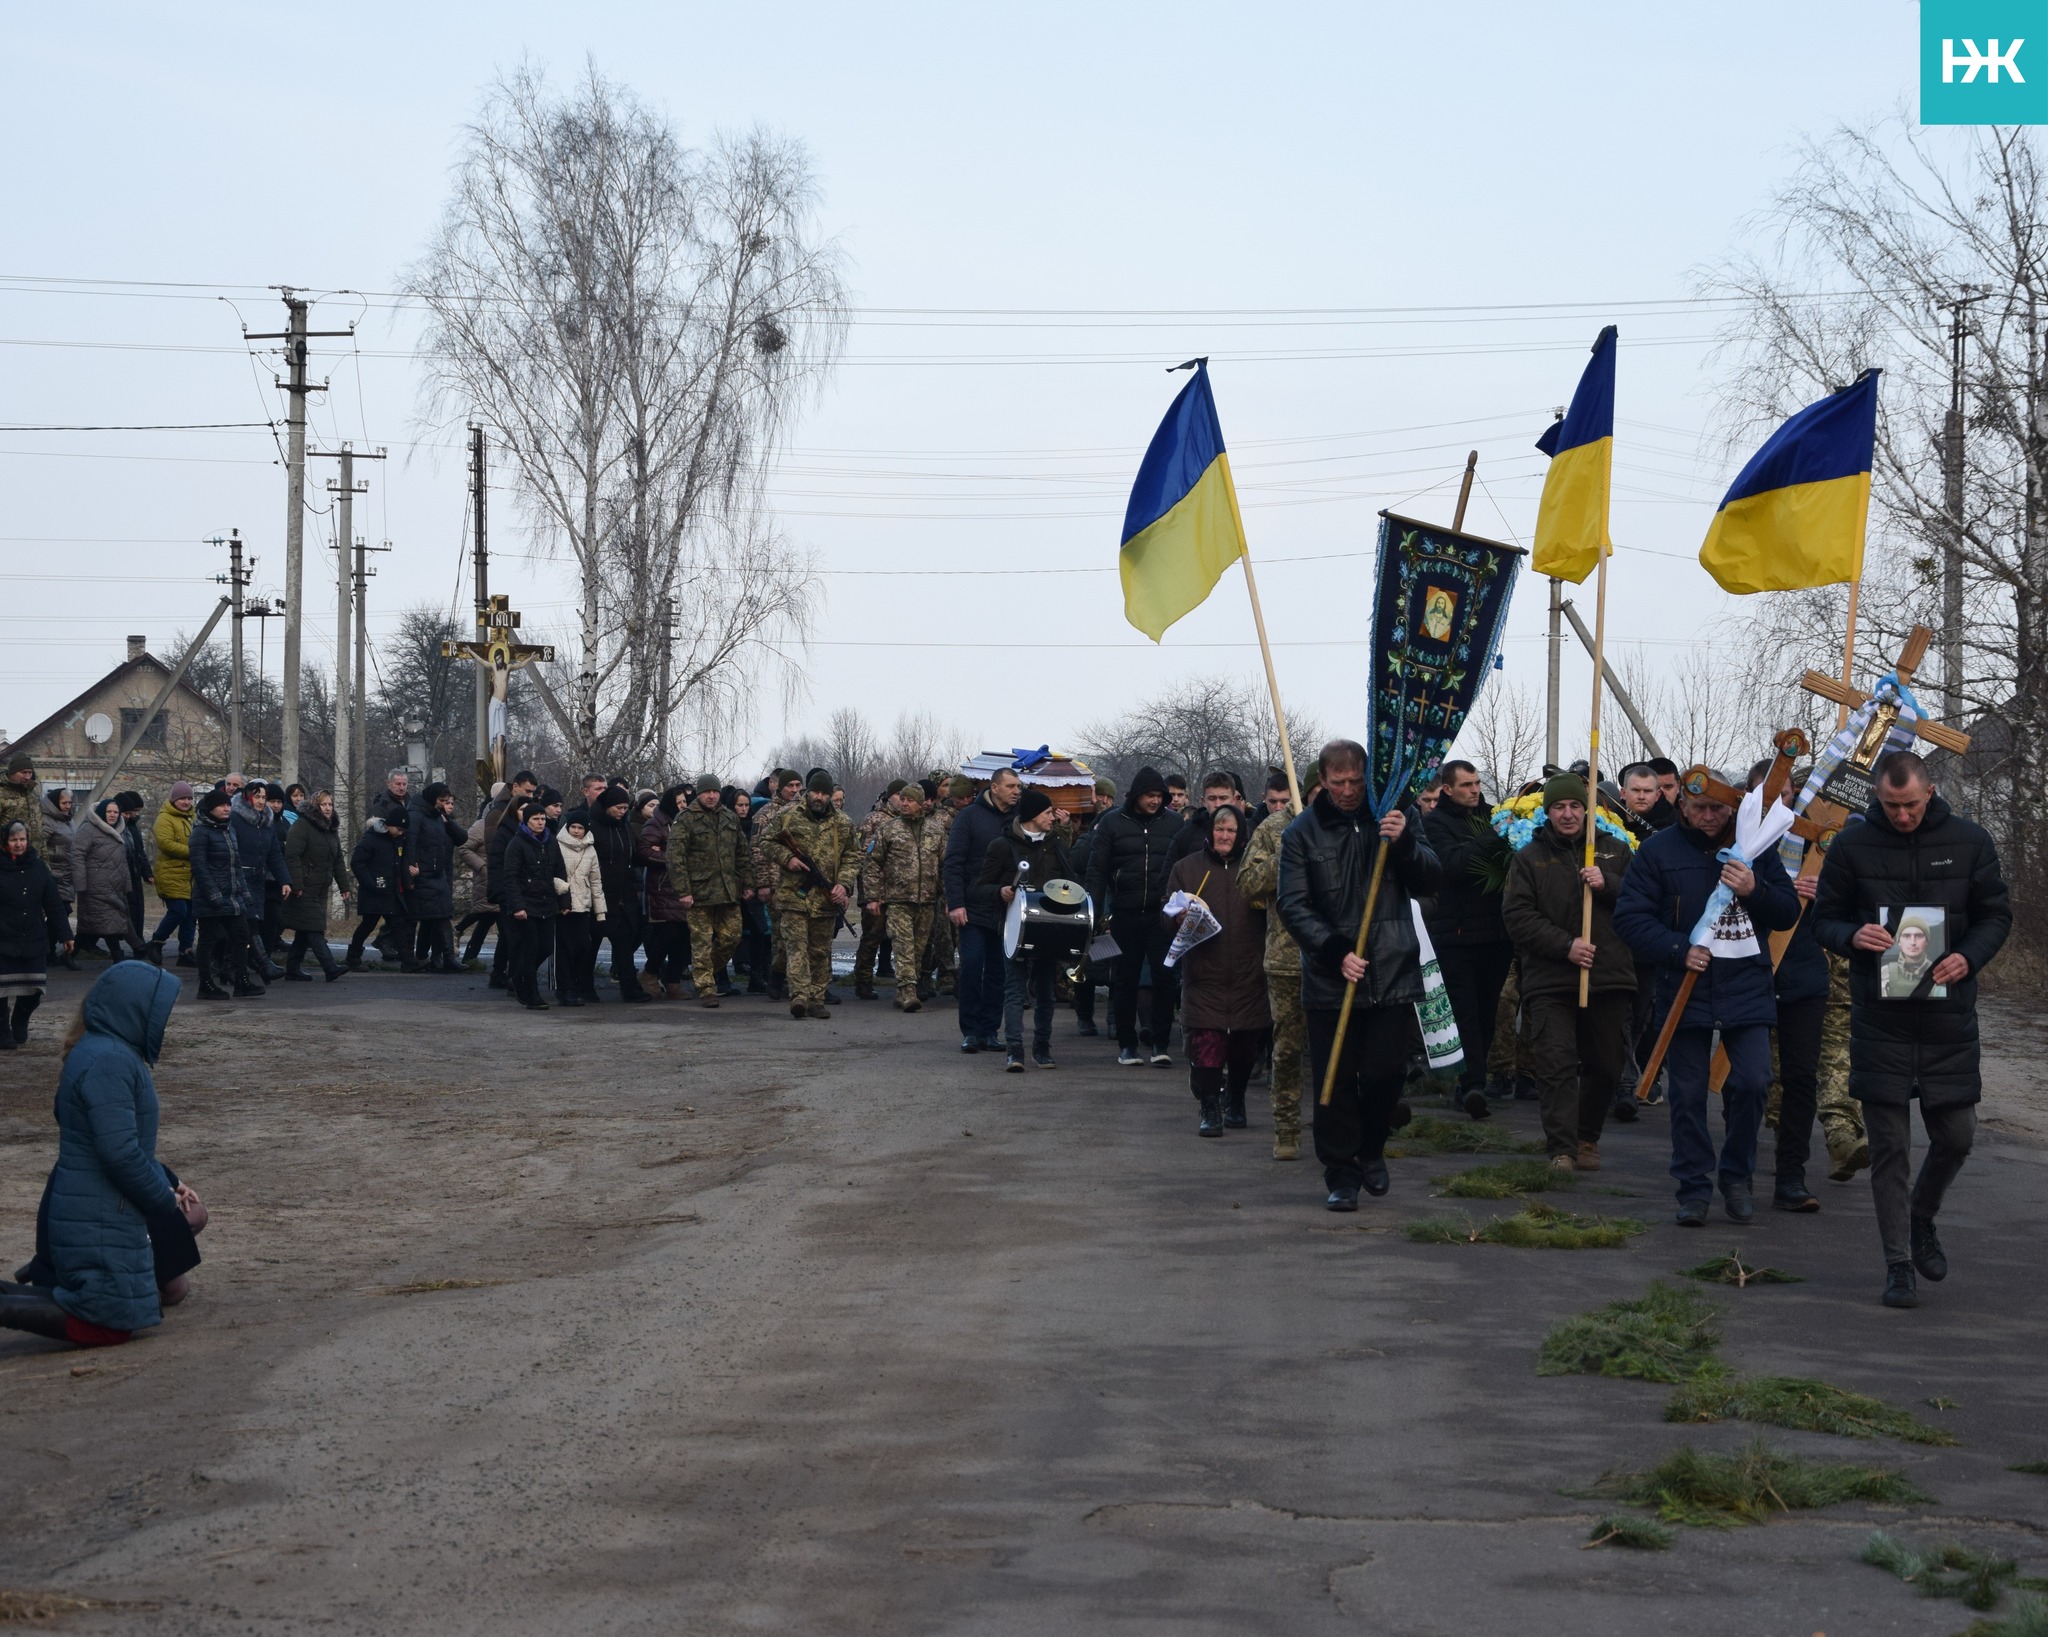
left=441, top=594, right=555, bottom=787
left=1799, top=625, right=1972, bottom=802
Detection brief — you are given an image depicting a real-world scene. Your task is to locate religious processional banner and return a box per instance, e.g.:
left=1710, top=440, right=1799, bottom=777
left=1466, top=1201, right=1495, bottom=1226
left=1364, top=512, right=1525, bottom=817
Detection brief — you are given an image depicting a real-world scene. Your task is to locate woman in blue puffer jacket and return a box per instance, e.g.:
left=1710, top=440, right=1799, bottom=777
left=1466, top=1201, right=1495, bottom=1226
left=1, top=961, right=205, bottom=1347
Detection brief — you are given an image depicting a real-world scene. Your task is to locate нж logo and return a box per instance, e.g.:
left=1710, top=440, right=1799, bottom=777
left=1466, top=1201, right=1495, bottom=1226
left=1943, top=38, right=2025, bottom=82
left=1924, top=3, right=2048, bottom=123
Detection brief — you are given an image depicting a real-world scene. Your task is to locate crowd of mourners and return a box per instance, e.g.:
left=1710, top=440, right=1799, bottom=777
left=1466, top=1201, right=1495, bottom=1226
left=0, top=723, right=2016, bottom=1348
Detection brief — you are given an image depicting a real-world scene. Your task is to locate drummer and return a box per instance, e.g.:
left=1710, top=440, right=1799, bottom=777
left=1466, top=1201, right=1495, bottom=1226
left=972, top=788, right=1076, bottom=1073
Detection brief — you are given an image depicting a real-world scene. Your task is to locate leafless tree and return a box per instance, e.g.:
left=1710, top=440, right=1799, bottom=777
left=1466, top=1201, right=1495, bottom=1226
left=408, top=62, right=844, bottom=776
left=1450, top=672, right=1545, bottom=802
left=1079, top=676, right=1318, bottom=797
left=1700, top=119, right=2047, bottom=933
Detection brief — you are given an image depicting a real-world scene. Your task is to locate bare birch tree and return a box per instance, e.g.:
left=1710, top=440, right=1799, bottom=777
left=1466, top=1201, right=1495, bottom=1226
left=1700, top=120, right=2048, bottom=929
left=408, top=63, right=844, bottom=778
left=1450, top=673, right=1545, bottom=802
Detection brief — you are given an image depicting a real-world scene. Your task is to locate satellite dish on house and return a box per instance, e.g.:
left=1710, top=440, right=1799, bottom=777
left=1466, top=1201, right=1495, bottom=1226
left=84, top=712, right=115, bottom=746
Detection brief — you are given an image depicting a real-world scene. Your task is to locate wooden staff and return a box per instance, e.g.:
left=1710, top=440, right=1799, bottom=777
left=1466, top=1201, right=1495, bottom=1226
left=1224, top=465, right=1302, bottom=816
left=1318, top=454, right=1477, bottom=1107
left=1577, top=534, right=1611, bottom=1006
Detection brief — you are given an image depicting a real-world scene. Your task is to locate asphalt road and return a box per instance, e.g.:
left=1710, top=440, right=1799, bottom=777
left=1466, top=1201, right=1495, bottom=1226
left=3, top=967, right=2045, bottom=1634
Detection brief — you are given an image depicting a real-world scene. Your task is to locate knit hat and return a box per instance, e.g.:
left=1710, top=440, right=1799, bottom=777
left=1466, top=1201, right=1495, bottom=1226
left=598, top=784, right=633, bottom=812
left=382, top=807, right=410, bottom=829
left=1016, top=788, right=1054, bottom=824
left=807, top=769, right=835, bottom=796
left=199, top=787, right=232, bottom=815
left=5, top=752, right=33, bottom=775
left=423, top=782, right=451, bottom=805
left=945, top=775, right=974, bottom=801
left=919, top=778, right=939, bottom=803
left=695, top=773, right=722, bottom=797
left=885, top=778, right=908, bottom=798
left=1542, top=772, right=1589, bottom=810
left=490, top=781, right=507, bottom=800
left=115, top=790, right=144, bottom=813
left=562, top=805, right=592, bottom=830
left=169, top=781, right=195, bottom=803
left=1896, top=912, right=1932, bottom=939
left=1094, top=777, right=1117, bottom=798
left=772, top=767, right=798, bottom=788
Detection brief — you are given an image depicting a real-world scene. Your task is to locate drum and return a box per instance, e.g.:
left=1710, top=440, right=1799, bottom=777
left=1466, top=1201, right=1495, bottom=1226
left=1003, top=875, right=1094, bottom=958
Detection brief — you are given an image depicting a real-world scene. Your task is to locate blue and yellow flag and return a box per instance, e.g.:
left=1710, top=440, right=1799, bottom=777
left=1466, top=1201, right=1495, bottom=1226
left=1120, top=359, right=1247, bottom=642
left=1700, top=371, right=1879, bottom=595
left=1531, top=325, right=1617, bottom=584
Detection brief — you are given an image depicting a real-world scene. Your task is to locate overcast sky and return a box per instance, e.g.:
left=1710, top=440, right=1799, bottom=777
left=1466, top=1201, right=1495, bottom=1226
left=0, top=3, right=1922, bottom=776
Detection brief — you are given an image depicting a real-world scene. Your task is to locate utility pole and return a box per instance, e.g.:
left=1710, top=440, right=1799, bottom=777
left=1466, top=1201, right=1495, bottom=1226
left=242, top=291, right=353, bottom=788
left=1544, top=576, right=1563, bottom=769
left=218, top=531, right=251, bottom=772
left=1936, top=286, right=1987, bottom=724
left=654, top=594, right=676, bottom=780
left=469, top=425, right=490, bottom=791
left=313, top=444, right=385, bottom=821
left=352, top=537, right=392, bottom=821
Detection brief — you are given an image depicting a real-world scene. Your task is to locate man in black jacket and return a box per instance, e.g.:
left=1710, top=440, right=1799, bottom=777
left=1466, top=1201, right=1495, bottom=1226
left=1087, top=766, right=1186, bottom=1066
left=1277, top=739, right=1442, bottom=1210
left=1812, top=751, right=2012, bottom=1308
left=943, top=767, right=1020, bottom=1052
left=591, top=786, right=650, bottom=1002
left=483, top=770, right=538, bottom=989
left=1421, top=759, right=1511, bottom=1120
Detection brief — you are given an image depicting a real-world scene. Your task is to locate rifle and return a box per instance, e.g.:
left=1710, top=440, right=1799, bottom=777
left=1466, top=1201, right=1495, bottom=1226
left=776, top=832, right=838, bottom=898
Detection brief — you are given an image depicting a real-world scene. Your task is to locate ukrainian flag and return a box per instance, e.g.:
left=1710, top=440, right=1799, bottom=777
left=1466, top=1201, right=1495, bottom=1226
left=1531, top=325, right=1616, bottom=584
left=1700, top=370, right=1879, bottom=595
left=1121, top=359, right=1247, bottom=642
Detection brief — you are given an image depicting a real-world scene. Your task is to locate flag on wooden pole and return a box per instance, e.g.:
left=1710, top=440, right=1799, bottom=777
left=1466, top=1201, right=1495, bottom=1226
left=1531, top=326, right=1617, bottom=585
left=1700, top=370, right=1879, bottom=594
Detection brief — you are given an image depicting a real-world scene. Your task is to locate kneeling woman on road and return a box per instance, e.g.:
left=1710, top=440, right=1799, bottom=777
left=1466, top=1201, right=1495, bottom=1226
left=1164, top=804, right=1268, bottom=1137
left=2, top=962, right=206, bottom=1348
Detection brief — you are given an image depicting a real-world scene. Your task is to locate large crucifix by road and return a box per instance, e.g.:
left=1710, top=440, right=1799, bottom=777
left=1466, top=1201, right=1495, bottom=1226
left=442, top=594, right=555, bottom=790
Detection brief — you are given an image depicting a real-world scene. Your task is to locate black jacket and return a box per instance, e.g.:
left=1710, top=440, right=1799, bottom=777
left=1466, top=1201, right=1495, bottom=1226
left=972, top=824, right=1077, bottom=929
left=1811, top=794, right=2011, bottom=1108
left=0, top=848, right=70, bottom=959
left=1276, top=792, right=1441, bottom=1012
left=485, top=802, right=522, bottom=903
left=942, top=792, right=1013, bottom=929
left=1087, top=799, right=1186, bottom=919
left=405, top=797, right=468, bottom=920
left=1614, top=816, right=1800, bottom=1032
left=503, top=824, right=563, bottom=919
left=590, top=807, right=641, bottom=907
left=349, top=822, right=413, bottom=917
left=229, top=796, right=289, bottom=910
left=368, top=784, right=410, bottom=826
left=188, top=811, right=246, bottom=919
left=1421, top=798, right=1511, bottom=947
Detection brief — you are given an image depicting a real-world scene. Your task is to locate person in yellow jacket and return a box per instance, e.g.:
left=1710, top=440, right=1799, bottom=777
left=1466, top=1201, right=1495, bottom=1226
left=148, top=782, right=199, bottom=968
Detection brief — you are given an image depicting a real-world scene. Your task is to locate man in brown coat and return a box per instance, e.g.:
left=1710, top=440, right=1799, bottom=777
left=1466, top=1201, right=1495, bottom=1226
left=1501, top=772, right=1637, bottom=1172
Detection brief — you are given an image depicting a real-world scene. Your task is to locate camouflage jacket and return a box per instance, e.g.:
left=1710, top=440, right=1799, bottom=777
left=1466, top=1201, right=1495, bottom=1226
left=750, top=796, right=796, bottom=891
left=866, top=811, right=945, bottom=905
left=761, top=801, right=860, bottom=911
left=668, top=802, right=753, bottom=907
left=1237, top=808, right=1299, bottom=975
left=0, top=779, right=43, bottom=854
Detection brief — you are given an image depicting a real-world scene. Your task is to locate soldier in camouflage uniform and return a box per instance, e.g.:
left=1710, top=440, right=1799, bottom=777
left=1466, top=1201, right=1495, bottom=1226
left=865, top=780, right=947, bottom=1012
left=1815, top=952, right=1865, bottom=1179
left=1238, top=785, right=1308, bottom=1159
left=762, top=770, right=860, bottom=1018
left=852, top=781, right=907, bottom=998
left=751, top=769, right=803, bottom=998
left=1, top=753, right=44, bottom=855
left=669, top=773, right=753, bottom=1008
left=923, top=776, right=973, bottom=997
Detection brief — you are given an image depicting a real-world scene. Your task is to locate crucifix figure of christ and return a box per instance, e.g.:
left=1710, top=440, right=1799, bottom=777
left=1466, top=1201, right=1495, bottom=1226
left=442, top=594, right=555, bottom=791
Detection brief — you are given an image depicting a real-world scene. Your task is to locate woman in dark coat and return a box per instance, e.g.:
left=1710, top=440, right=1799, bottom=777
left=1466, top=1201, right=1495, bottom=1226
left=727, top=786, right=764, bottom=992
left=1, top=962, right=205, bottom=1348
left=405, top=784, right=469, bottom=973
left=187, top=786, right=253, bottom=999
left=72, top=799, right=146, bottom=961
left=347, top=811, right=419, bottom=970
left=973, top=789, right=1076, bottom=1071
left=1163, top=804, right=1268, bottom=1136
left=501, top=799, right=561, bottom=1009
left=641, top=786, right=692, bottom=997
left=282, top=791, right=350, bottom=981
left=0, top=820, right=72, bottom=1048
left=229, top=787, right=290, bottom=975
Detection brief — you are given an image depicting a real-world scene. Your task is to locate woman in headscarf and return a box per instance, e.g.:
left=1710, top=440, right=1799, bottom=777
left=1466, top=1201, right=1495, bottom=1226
left=640, top=785, right=693, bottom=999
left=1164, top=802, right=1269, bottom=1137
left=73, top=797, right=148, bottom=962
left=1, top=962, right=205, bottom=1348
left=0, top=819, right=72, bottom=1048
left=551, top=806, right=607, bottom=1006
left=281, top=790, right=350, bottom=981
left=501, top=798, right=561, bottom=1009
left=727, top=784, right=765, bottom=993
left=37, top=785, right=77, bottom=969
